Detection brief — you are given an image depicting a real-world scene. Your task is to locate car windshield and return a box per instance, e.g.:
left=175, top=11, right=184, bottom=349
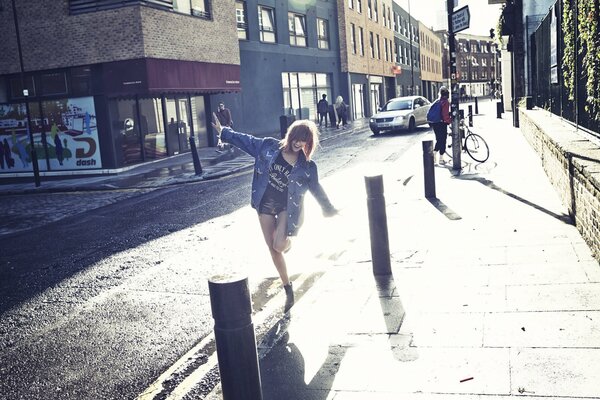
left=383, top=100, right=412, bottom=111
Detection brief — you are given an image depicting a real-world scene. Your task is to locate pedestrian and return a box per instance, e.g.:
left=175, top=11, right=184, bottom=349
left=215, top=102, right=233, bottom=152
left=317, top=94, right=329, bottom=127
left=334, top=96, right=348, bottom=128
left=426, top=86, right=452, bottom=164
left=212, top=113, right=338, bottom=312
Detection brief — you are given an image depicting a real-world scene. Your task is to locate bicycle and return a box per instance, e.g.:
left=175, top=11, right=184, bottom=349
left=446, top=119, right=490, bottom=163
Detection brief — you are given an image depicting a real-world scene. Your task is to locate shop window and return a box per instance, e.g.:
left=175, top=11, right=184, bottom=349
left=282, top=72, right=331, bottom=121
left=317, top=18, right=329, bottom=50
left=40, top=72, right=68, bottom=96
left=190, top=96, right=208, bottom=148
left=259, top=6, right=276, bottom=43
left=138, top=97, right=167, bottom=160
left=108, top=98, right=143, bottom=166
left=288, top=13, right=306, bottom=47
left=70, top=66, right=93, bottom=96
left=9, top=76, right=36, bottom=99
left=236, top=1, right=248, bottom=40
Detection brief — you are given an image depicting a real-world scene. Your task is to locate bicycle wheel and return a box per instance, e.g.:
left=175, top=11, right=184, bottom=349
left=464, top=133, right=489, bottom=163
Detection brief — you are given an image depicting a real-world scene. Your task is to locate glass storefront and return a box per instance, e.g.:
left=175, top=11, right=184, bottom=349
left=106, top=94, right=209, bottom=168
left=282, top=72, right=332, bottom=122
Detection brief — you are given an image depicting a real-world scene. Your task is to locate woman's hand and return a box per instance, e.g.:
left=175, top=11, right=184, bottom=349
left=212, top=112, right=223, bottom=135
left=212, top=113, right=225, bottom=149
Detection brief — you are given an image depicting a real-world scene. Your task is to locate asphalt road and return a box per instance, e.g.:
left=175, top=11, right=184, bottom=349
left=0, top=125, right=430, bottom=399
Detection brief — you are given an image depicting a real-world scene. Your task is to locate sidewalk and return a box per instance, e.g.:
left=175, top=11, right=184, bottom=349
left=0, top=120, right=367, bottom=195
left=208, top=101, right=600, bottom=399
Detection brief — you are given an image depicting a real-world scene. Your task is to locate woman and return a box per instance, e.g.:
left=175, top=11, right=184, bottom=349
left=212, top=114, right=337, bottom=311
left=429, top=86, right=452, bottom=164
left=334, top=96, right=348, bottom=128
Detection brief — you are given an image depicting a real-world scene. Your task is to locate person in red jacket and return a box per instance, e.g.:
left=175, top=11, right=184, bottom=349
left=429, top=86, right=452, bottom=164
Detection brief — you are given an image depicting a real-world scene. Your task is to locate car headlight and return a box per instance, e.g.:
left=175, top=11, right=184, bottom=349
left=393, top=116, right=405, bottom=122
left=370, top=118, right=375, bottom=123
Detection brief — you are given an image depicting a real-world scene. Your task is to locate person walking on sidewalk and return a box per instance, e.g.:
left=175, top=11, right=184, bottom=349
left=334, top=96, right=348, bottom=128
left=317, top=94, right=329, bottom=127
left=212, top=114, right=338, bottom=312
left=427, top=86, right=452, bottom=164
left=215, top=102, right=233, bottom=152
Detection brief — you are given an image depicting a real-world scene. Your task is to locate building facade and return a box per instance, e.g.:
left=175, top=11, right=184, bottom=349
left=0, top=0, right=241, bottom=177
left=229, top=0, right=341, bottom=136
left=391, top=2, right=422, bottom=99
left=418, top=22, right=443, bottom=101
left=456, top=34, right=501, bottom=99
left=338, top=0, right=396, bottom=119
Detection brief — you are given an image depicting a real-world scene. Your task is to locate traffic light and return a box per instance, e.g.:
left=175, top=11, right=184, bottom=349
left=490, top=28, right=495, bottom=38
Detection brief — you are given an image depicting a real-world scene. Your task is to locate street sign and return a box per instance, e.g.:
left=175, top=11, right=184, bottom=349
left=452, top=5, right=470, bottom=33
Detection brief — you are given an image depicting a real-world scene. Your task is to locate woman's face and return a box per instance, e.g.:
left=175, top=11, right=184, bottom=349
left=291, top=139, right=306, bottom=153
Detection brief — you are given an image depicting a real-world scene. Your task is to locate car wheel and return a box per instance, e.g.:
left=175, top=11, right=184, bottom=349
left=371, top=129, right=380, bottom=136
left=408, top=118, right=416, bottom=132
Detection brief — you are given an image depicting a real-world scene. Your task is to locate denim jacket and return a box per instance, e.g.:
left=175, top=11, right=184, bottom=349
left=221, top=127, right=335, bottom=236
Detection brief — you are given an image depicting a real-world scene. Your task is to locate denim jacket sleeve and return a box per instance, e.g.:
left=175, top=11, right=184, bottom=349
left=307, top=161, right=336, bottom=214
left=220, top=127, right=265, bottom=158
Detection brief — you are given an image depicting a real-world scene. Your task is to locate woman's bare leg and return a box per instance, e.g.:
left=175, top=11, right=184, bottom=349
left=258, top=213, right=290, bottom=285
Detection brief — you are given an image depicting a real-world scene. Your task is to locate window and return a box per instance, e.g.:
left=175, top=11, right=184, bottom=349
left=376, top=34, right=380, bottom=59
left=236, top=2, right=248, bottom=40
left=357, top=0, right=362, bottom=13
left=349, top=0, right=354, bottom=9
left=359, top=27, right=365, bottom=55
left=39, top=72, right=67, bottom=96
left=70, top=66, right=92, bottom=96
left=384, top=39, right=388, bottom=61
left=288, top=13, right=307, bottom=47
left=367, top=0, right=372, bottom=19
left=374, top=0, right=378, bottom=22
left=259, top=6, right=276, bottom=43
left=369, top=32, right=374, bottom=58
left=173, top=0, right=211, bottom=19
left=382, top=6, right=386, bottom=27
left=282, top=72, right=332, bottom=121
left=350, top=23, right=357, bottom=54
left=317, top=18, right=329, bottom=49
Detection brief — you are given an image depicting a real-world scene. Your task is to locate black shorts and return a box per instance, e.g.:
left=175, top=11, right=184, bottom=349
left=258, top=196, right=286, bottom=216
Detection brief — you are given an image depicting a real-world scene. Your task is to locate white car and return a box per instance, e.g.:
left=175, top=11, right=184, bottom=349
left=369, top=96, right=432, bottom=135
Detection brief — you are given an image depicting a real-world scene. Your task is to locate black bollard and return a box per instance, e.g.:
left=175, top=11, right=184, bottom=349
left=468, top=105, right=473, bottom=127
left=189, top=135, right=203, bottom=175
left=365, top=175, right=392, bottom=276
left=496, top=101, right=502, bottom=119
left=422, top=140, right=436, bottom=199
left=208, top=275, right=262, bottom=400
left=474, top=96, right=479, bottom=114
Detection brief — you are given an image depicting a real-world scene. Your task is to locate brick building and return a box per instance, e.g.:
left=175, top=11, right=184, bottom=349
left=0, top=0, right=240, bottom=176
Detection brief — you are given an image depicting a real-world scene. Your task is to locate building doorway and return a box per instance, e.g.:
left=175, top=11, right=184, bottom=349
left=352, top=84, right=365, bottom=119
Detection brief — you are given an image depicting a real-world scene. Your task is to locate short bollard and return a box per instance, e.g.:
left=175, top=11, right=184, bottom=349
left=208, top=275, right=262, bottom=400
left=189, top=135, right=203, bottom=175
left=422, top=140, right=436, bottom=199
left=365, top=175, right=392, bottom=276
left=474, top=96, right=479, bottom=114
left=496, top=101, right=503, bottom=119
left=468, top=105, right=473, bottom=127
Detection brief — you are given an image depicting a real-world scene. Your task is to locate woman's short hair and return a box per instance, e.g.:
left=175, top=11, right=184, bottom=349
left=281, top=120, right=320, bottom=160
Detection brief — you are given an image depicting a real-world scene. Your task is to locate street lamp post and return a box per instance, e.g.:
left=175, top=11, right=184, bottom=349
left=11, top=0, right=41, bottom=187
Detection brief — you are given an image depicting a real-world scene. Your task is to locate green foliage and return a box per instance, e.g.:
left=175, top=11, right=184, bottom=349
left=496, top=6, right=505, bottom=46
left=563, top=0, right=600, bottom=121
left=562, top=0, right=575, bottom=100
left=577, top=0, right=600, bottom=122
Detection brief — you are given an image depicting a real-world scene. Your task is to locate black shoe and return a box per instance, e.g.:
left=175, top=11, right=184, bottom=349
left=284, top=283, right=294, bottom=312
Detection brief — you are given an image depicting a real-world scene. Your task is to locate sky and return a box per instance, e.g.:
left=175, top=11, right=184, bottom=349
left=394, top=0, right=503, bottom=37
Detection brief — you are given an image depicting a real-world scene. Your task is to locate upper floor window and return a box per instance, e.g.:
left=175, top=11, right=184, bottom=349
left=369, top=32, right=375, bottom=58
left=357, top=0, right=362, bottom=13
left=236, top=1, right=248, bottom=40
left=174, top=0, right=211, bottom=19
left=317, top=18, right=330, bottom=50
left=349, top=0, right=354, bottom=9
left=359, top=27, right=365, bottom=55
left=374, top=0, right=378, bottom=22
left=350, top=23, right=357, bottom=54
left=376, top=34, right=381, bottom=59
left=259, top=6, right=276, bottom=43
left=367, top=0, right=372, bottom=19
left=288, top=13, right=307, bottom=47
